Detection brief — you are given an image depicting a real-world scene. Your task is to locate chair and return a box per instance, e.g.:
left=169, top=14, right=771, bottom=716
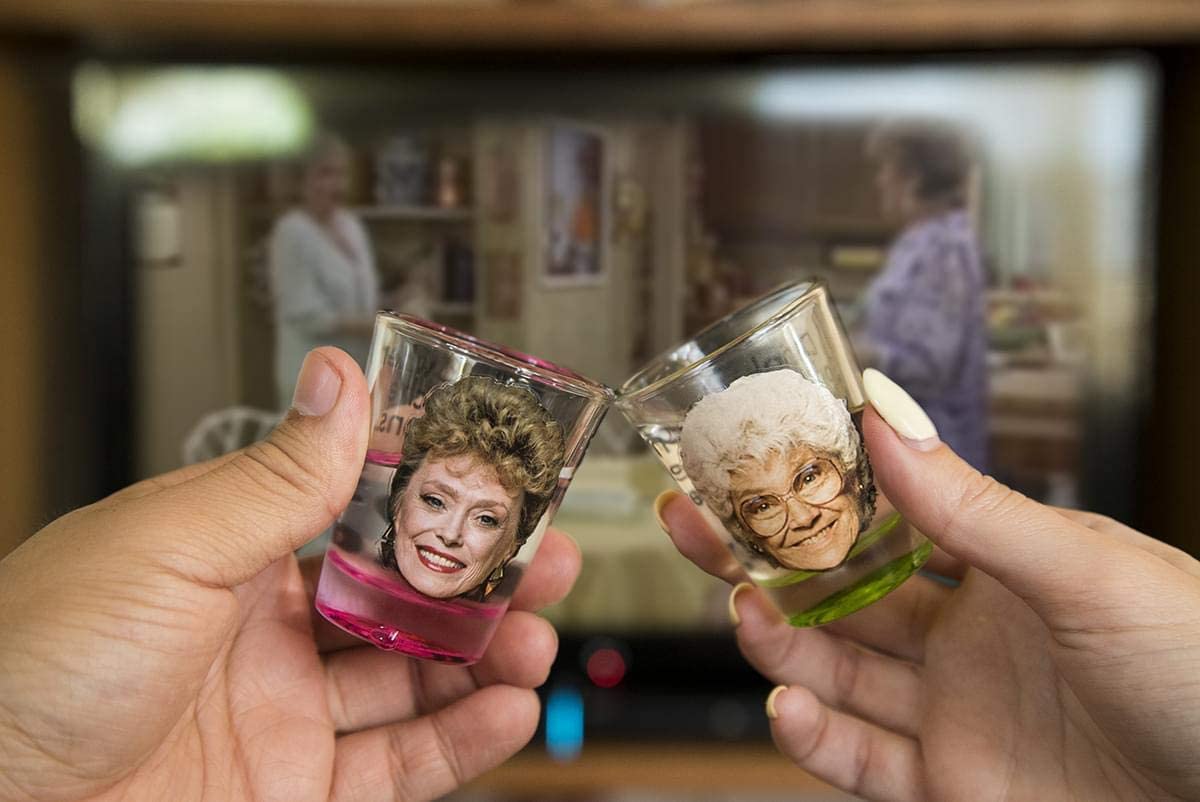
left=181, top=406, right=333, bottom=557
left=181, top=406, right=281, bottom=465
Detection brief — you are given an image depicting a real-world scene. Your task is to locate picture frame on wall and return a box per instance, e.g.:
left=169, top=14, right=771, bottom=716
left=542, top=122, right=607, bottom=286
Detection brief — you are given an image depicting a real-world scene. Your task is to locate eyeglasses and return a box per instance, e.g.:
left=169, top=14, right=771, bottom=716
left=735, top=459, right=844, bottom=538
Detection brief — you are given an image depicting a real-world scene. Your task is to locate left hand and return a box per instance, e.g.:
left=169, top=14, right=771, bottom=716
left=0, top=347, right=580, bottom=802
left=657, top=405, right=1200, bottom=801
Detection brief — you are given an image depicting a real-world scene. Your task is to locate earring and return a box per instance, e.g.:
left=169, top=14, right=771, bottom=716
left=379, top=526, right=397, bottom=570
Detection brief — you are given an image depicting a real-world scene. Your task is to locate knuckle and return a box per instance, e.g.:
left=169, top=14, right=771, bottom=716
left=383, top=727, right=422, bottom=802
left=740, top=620, right=793, bottom=678
left=429, top=714, right=468, bottom=787
left=383, top=719, right=466, bottom=802
left=794, top=697, right=831, bottom=763
left=1076, top=510, right=1124, bottom=538
left=847, top=731, right=875, bottom=797
left=324, top=666, right=352, bottom=734
left=831, top=645, right=862, bottom=707
left=1063, top=507, right=1109, bottom=530
left=415, top=710, right=465, bottom=792
left=234, top=435, right=340, bottom=523
left=942, top=469, right=1018, bottom=542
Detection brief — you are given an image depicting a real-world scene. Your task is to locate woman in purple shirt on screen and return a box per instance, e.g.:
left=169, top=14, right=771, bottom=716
left=861, top=121, right=989, bottom=470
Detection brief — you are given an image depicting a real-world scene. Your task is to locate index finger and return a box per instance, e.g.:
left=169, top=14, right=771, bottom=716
left=1050, top=506, right=1200, bottom=577
left=656, top=490, right=749, bottom=586
left=509, top=528, right=582, bottom=611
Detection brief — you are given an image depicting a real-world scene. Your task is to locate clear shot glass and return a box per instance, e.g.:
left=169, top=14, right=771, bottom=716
left=617, top=280, right=930, bottom=627
left=314, top=313, right=612, bottom=663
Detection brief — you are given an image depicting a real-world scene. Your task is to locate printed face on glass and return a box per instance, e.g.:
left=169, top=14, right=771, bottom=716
left=314, top=313, right=611, bottom=663
left=379, top=377, right=566, bottom=600
left=619, top=280, right=928, bottom=628
left=680, top=370, right=875, bottom=572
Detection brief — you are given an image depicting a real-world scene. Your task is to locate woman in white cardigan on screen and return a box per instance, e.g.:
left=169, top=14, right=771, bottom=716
left=271, top=133, right=379, bottom=408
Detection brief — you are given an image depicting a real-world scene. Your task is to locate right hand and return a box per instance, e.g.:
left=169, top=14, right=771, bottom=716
left=0, top=348, right=578, bottom=802
left=658, top=405, right=1200, bottom=801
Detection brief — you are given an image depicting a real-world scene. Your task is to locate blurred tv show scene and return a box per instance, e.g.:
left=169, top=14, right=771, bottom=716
left=3, top=4, right=1197, bottom=798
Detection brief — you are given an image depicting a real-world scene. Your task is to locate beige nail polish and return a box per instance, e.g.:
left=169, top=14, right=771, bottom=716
left=652, top=490, right=681, bottom=533
left=766, top=685, right=787, bottom=720
left=728, top=582, right=752, bottom=626
left=863, top=368, right=939, bottom=448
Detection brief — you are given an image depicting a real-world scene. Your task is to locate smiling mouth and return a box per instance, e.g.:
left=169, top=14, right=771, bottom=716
left=787, top=519, right=837, bottom=548
left=417, top=546, right=466, bottom=573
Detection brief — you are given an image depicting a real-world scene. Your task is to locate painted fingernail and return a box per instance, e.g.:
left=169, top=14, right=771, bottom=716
left=653, top=490, right=681, bottom=534
left=863, top=369, right=939, bottom=450
left=292, top=350, right=342, bottom=417
left=766, top=685, right=788, bottom=720
left=728, top=582, right=752, bottom=626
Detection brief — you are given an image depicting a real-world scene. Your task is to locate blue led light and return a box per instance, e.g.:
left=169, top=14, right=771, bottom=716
left=544, top=686, right=584, bottom=762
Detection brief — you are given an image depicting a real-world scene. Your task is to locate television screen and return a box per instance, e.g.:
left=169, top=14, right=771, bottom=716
left=78, top=55, right=1157, bottom=743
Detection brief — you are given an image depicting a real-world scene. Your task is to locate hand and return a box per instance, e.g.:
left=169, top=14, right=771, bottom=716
left=0, top=348, right=580, bottom=802
left=657, top=398, right=1200, bottom=800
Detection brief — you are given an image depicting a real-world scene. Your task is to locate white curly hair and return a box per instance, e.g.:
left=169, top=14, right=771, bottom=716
left=679, top=369, right=859, bottom=520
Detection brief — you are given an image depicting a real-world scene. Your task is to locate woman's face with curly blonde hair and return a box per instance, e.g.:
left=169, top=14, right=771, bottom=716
left=382, top=376, right=566, bottom=599
left=392, top=453, right=524, bottom=599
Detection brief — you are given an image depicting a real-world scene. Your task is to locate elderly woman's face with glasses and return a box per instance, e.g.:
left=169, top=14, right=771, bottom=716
left=731, top=442, right=860, bottom=570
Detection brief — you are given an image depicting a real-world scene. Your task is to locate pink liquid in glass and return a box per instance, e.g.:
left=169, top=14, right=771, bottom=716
left=316, top=547, right=506, bottom=663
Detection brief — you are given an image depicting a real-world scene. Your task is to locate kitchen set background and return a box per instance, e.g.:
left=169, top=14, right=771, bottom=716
left=119, top=60, right=1152, bottom=634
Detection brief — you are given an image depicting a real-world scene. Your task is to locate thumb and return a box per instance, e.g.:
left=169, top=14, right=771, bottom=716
left=861, top=369, right=1137, bottom=625
left=135, top=347, right=370, bottom=587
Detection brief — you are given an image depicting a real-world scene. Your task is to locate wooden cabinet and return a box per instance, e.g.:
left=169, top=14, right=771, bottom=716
left=699, top=121, right=890, bottom=242
left=699, top=121, right=809, bottom=240
left=809, top=125, right=887, bottom=231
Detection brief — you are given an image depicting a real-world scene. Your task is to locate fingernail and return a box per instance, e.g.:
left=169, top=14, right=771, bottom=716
left=766, top=685, right=788, bottom=720
left=653, top=490, right=681, bottom=534
left=728, top=582, right=752, bottom=626
left=292, top=350, right=341, bottom=417
left=863, top=368, right=939, bottom=450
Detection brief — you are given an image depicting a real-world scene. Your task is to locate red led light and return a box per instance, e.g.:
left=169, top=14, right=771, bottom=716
left=585, top=647, right=626, bottom=688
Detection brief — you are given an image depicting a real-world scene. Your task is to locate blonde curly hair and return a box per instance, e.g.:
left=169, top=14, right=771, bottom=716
left=387, top=376, right=565, bottom=548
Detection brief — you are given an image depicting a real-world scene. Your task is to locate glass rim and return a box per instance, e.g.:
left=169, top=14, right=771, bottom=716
left=376, top=312, right=615, bottom=402
left=617, top=278, right=824, bottom=406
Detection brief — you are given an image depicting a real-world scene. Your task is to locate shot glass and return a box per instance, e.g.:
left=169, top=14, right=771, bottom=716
left=314, top=313, right=612, bottom=663
left=617, top=280, right=930, bottom=627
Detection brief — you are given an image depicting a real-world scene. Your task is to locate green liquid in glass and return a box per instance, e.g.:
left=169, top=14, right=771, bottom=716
left=787, top=539, right=934, bottom=627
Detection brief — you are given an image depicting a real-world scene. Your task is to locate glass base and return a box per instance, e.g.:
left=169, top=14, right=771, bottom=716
left=787, top=540, right=933, bottom=627
left=314, top=548, right=503, bottom=665
left=316, top=602, right=475, bottom=663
